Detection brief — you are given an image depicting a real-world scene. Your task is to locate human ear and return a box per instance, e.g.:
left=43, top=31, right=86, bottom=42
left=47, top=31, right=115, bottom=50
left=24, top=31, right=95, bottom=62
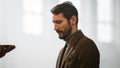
left=70, top=15, right=77, bottom=25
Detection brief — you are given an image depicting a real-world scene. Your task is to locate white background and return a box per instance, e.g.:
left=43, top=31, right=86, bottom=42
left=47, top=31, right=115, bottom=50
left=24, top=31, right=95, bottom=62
left=0, top=0, right=120, bottom=68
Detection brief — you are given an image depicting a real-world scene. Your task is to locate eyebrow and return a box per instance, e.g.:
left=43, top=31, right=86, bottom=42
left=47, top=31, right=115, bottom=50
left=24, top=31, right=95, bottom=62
left=53, top=20, right=63, bottom=23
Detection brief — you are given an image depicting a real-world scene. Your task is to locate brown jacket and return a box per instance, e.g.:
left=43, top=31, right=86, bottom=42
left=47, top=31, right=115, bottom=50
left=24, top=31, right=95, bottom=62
left=56, top=30, right=100, bottom=68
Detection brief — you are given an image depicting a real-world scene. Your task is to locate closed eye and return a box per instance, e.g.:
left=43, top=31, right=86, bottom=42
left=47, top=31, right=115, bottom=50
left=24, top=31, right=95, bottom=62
left=53, top=20, right=63, bottom=24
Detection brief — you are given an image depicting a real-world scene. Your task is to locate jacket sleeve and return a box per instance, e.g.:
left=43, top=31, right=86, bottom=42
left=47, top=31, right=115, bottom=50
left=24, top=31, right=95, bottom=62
left=77, top=38, right=100, bottom=68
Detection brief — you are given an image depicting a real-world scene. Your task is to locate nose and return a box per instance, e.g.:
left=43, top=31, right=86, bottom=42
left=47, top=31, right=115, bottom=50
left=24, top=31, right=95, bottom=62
left=54, top=24, right=59, bottom=30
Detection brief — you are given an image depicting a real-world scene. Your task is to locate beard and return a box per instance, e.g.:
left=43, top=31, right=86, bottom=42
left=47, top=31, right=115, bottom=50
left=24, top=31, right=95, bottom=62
left=56, top=25, right=72, bottom=40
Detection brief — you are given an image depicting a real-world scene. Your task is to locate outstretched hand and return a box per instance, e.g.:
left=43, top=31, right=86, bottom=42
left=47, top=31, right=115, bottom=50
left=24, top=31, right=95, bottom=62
left=0, top=45, right=15, bottom=58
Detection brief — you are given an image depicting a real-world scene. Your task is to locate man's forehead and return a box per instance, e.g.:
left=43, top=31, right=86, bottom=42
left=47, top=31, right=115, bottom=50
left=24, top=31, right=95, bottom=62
left=53, top=13, right=64, bottom=17
left=53, top=13, right=65, bottom=20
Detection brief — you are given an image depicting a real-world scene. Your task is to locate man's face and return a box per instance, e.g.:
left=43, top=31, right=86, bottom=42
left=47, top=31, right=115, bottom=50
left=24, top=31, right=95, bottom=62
left=52, top=13, right=72, bottom=39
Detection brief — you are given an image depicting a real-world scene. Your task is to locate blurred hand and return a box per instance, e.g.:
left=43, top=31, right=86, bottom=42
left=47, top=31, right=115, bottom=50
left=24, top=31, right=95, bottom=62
left=0, top=45, right=15, bottom=58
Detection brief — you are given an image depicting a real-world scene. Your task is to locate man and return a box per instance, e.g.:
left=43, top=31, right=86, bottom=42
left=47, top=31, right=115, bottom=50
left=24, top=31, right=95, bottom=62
left=0, top=44, right=15, bottom=58
left=51, top=1, right=100, bottom=68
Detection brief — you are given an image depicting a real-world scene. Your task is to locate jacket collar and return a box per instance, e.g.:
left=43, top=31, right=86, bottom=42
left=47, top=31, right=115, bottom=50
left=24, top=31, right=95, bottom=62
left=60, top=30, right=84, bottom=68
left=64, top=30, right=84, bottom=47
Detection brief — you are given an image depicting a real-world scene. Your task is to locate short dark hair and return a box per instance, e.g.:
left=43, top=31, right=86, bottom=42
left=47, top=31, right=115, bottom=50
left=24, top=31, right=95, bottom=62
left=51, top=1, right=78, bottom=25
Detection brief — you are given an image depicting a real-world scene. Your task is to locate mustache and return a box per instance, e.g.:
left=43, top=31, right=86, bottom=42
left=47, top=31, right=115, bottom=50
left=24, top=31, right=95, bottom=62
left=56, top=30, right=63, bottom=33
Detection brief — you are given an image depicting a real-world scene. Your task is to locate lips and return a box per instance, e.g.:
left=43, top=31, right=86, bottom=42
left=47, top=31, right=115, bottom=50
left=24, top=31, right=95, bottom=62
left=56, top=31, right=63, bottom=36
left=58, top=32, right=62, bottom=35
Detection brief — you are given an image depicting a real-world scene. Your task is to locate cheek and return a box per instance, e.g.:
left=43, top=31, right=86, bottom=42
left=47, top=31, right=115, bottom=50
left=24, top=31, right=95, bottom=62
left=63, top=23, right=71, bottom=30
left=60, top=21, right=70, bottom=31
left=60, top=25, right=67, bottom=31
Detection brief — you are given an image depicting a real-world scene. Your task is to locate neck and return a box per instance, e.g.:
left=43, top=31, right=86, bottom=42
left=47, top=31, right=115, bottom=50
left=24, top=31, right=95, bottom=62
left=71, top=27, right=78, bottom=34
left=64, top=28, right=78, bottom=42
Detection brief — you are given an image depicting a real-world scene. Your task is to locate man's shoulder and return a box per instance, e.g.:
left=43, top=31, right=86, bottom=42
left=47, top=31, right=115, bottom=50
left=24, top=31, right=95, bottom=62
left=75, top=35, right=98, bottom=52
left=78, top=35, right=95, bottom=45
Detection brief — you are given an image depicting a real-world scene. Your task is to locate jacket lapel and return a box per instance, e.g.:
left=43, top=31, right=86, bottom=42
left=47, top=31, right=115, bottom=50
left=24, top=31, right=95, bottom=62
left=60, top=30, right=84, bottom=68
left=60, top=45, right=74, bottom=68
left=56, top=49, right=63, bottom=68
left=56, top=44, right=67, bottom=68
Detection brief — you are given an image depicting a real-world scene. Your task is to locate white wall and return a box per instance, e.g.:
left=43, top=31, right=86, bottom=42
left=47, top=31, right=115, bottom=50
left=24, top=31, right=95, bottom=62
left=0, top=0, right=64, bottom=68
left=0, top=0, right=120, bottom=68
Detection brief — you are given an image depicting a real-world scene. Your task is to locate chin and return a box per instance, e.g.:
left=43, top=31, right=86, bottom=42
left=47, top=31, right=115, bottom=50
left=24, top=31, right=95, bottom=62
left=58, top=36, right=63, bottom=39
left=59, top=37, right=63, bottom=39
left=59, top=36, right=66, bottom=40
